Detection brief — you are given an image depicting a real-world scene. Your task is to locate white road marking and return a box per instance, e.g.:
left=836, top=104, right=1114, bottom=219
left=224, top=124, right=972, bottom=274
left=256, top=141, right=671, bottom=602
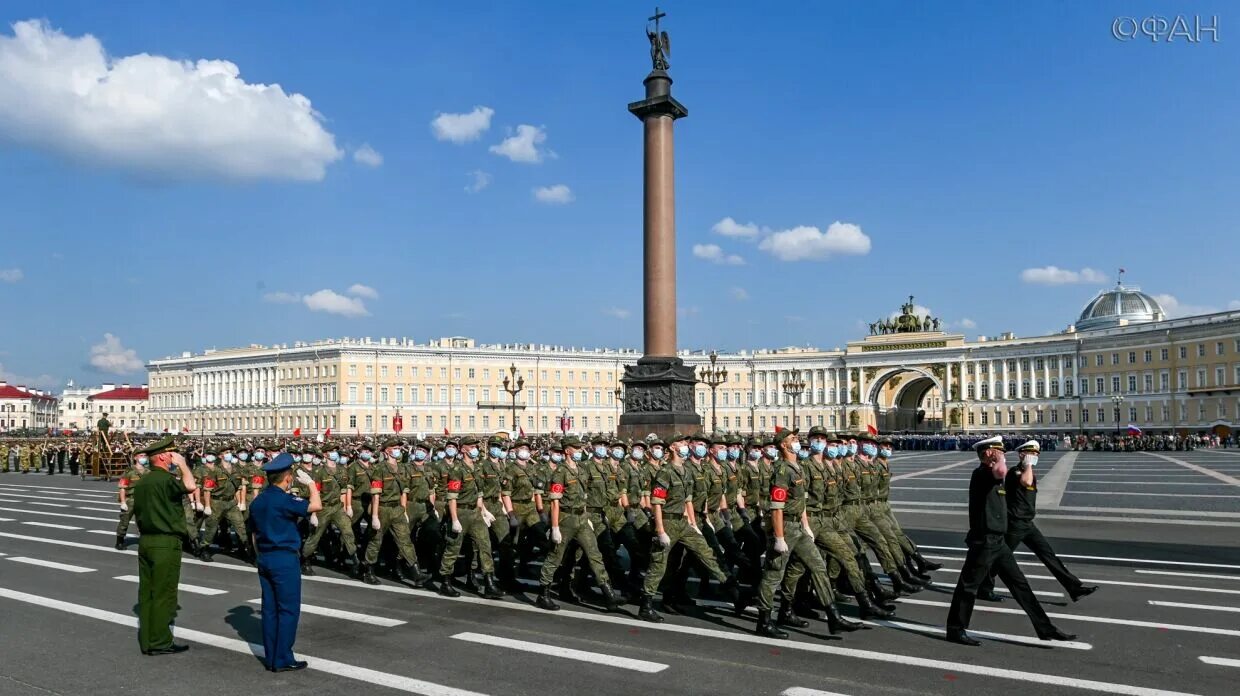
left=0, top=499, right=19, bottom=504
left=891, top=459, right=974, bottom=482
left=782, top=689, right=855, bottom=696
left=246, top=599, right=406, bottom=627
left=6, top=556, right=94, bottom=573
left=1200, top=656, right=1240, bottom=669
left=452, top=632, right=668, bottom=673
left=862, top=618, right=1092, bottom=650
left=113, top=575, right=228, bottom=596
left=1067, top=491, right=1240, bottom=498
left=892, top=508, right=1240, bottom=527
left=1135, top=570, right=1240, bottom=581
left=0, top=491, right=111, bottom=504
left=29, top=501, right=69, bottom=508
left=0, top=588, right=491, bottom=696
left=930, top=581, right=1062, bottom=598
left=22, top=521, right=82, bottom=531
left=0, top=506, right=116, bottom=522
left=918, top=544, right=1240, bottom=570
left=78, top=506, right=124, bottom=513
left=1149, top=600, right=1240, bottom=613
left=930, top=566, right=1240, bottom=596
left=1039, top=451, right=1077, bottom=508
left=1143, top=452, right=1240, bottom=486
left=897, top=597, right=1240, bottom=639
left=895, top=477, right=970, bottom=482
left=1069, top=481, right=1223, bottom=487
left=0, top=483, right=121, bottom=494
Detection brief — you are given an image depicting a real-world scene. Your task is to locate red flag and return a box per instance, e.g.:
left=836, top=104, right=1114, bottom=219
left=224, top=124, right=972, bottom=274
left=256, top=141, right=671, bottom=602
left=519, top=426, right=525, bottom=438
left=443, top=427, right=449, bottom=436
left=181, top=426, right=190, bottom=434
left=774, top=424, right=784, bottom=434
left=393, top=415, right=403, bottom=433
left=867, top=424, right=879, bottom=435
left=293, top=427, right=301, bottom=437
left=324, top=428, right=331, bottom=438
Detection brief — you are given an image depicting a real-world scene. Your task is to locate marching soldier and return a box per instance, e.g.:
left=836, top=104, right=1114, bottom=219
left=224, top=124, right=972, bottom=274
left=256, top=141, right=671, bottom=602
left=361, top=441, right=428, bottom=586
left=115, top=452, right=148, bottom=549
left=874, top=437, right=942, bottom=575
left=499, top=438, right=547, bottom=589
left=302, top=444, right=356, bottom=575
left=436, top=436, right=501, bottom=598
left=198, top=450, right=247, bottom=562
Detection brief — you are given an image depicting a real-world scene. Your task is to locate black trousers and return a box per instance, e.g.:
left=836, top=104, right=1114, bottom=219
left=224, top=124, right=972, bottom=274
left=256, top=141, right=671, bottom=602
left=946, top=533, right=1055, bottom=636
left=979, top=521, right=1082, bottom=596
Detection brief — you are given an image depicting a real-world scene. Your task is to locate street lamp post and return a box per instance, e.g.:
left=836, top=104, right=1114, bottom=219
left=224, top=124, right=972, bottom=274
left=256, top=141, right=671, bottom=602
left=698, top=350, right=728, bottom=434
left=782, top=370, right=808, bottom=429
left=613, top=387, right=623, bottom=434
left=1112, top=394, right=1125, bottom=435
left=501, top=363, right=525, bottom=434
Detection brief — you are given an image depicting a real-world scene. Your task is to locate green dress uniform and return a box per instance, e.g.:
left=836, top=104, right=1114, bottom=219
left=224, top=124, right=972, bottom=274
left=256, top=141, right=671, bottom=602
left=438, top=459, right=495, bottom=577
left=132, top=440, right=189, bottom=654
left=499, top=457, right=542, bottom=583
left=784, top=455, right=869, bottom=598
left=756, top=456, right=837, bottom=614
left=479, top=456, right=511, bottom=546
left=858, top=455, right=907, bottom=567
left=839, top=455, right=900, bottom=574
left=538, top=459, right=610, bottom=590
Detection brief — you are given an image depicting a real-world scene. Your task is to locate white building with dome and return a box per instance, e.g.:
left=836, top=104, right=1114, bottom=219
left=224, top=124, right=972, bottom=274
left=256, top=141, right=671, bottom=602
left=147, top=283, right=1240, bottom=439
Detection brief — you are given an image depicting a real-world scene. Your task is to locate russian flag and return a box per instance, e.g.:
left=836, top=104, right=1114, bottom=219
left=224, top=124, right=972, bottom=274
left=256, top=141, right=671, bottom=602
left=1127, top=425, right=1142, bottom=435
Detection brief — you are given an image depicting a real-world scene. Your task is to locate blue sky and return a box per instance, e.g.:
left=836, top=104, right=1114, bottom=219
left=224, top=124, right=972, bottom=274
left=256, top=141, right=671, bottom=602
left=1, top=1, right=1237, bottom=390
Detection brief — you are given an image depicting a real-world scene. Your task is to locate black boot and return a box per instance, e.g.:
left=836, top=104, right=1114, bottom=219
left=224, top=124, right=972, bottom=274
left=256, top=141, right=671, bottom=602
left=300, top=557, right=315, bottom=576
left=777, top=602, right=809, bottom=628
left=535, top=585, right=560, bottom=611
left=912, top=550, right=942, bottom=572
left=720, top=575, right=740, bottom=604
left=197, top=547, right=214, bottom=563
left=977, top=585, right=1004, bottom=602
left=1070, top=585, right=1099, bottom=602
left=481, top=573, right=504, bottom=600
left=890, top=571, right=919, bottom=596
left=464, top=570, right=479, bottom=593
left=756, top=610, right=789, bottom=639
left=556, top=579, right=580, bottom=604
left=867, top=572, right=898, bottom=601
left=947, top=629, right=981, bottom=646
left=855, top=593, right=893, bottom=619
left=599, top=583, right=621, bottom=611
left=360, top=563, right=380, bottom=585
left=638, top=593, right=664, bottom=622
left=906, top=557, right=932, bottom=582
left=825, top=603, right=862, bottom=634
left=114, top=534, right=126, bottom=551
left=1038, top=626, right=1078, bottom=642
left=438, top=577, right=462, bottom=597
left=898, top=565, right=930, bottom=588
left=401, top=560, right=429, bottom=586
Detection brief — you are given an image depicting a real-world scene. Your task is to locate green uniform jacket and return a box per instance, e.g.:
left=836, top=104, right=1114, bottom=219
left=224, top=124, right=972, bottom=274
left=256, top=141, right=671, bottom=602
left=132, top=466, right=189, bottom=539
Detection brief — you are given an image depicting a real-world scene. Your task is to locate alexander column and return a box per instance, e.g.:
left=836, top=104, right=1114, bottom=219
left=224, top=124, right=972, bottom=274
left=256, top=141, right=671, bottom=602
left=619, top=8, right=702, bottom=439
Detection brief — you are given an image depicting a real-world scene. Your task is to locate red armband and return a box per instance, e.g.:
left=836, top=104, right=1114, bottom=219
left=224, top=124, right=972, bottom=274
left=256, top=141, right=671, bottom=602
left=315, top=481, right=323, bottom=492
left=119, top=478, right=129, bottom=486
left=447, top=479, right=462, bottom=492
left=251, top=475, right=264, bottom=486
left=203, top=479, right=217, bottom=490
left=549, top=482, right=564, bottom=494
left=370, top=480, right=384, bottom=491
left=651, top=486, right=668, bottom=500
left=770, top=486, right=788, bottom=503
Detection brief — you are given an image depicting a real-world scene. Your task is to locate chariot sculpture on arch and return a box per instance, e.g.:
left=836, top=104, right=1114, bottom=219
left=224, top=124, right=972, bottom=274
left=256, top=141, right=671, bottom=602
left=869, top=295, right=944, bottom=335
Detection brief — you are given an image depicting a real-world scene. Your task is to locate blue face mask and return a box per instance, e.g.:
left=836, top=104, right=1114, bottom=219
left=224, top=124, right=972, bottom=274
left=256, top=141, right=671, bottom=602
left=507, top=450, right=517, bottom=460
left=797, top=449, right=810, bottom=460
left=594, top=446, right=608, bottom=458
left=434, top=451, right=445, bottom=461
left=136, top=456, right=149, bottom=467
left=675, top=445, right=690, bottom=458
left=790, top=441, right=802, bottom=453
left=238, top=453, right=249, bottom=461
left=360, top=452, right=373, bottom=462
left=254, top=452, right=266, bottom=461
left=692, top=444, right=708, bottom=458
left=631, top=449, right=645, bottom=460
left=650, top=448, right=665, bottom=460
left=466, top=447, right=480, bottom=459
left=302, top=454, right=314, bottom=463
left=413, top=450, right=427, bottom=461
left=611, top=447, right=625, bottom=459
left=551, top=453, right=564, bottom=463
left=847, top=443, right=858, bottom=456
left=713, top=449, right=728, bottom=462
left=747, top=450, right=761, bottom=461
left=879, top=448, right=892, bottom=458
left=810, top=441, right=826, bottom=454
left=862, top=444, right=878, bottom=457
left=571, top=451, right=584, bottom=462
left=328, top=452, right=339, bottom=462
left=764, top=447, right=778, bottom=459
left=827, top=445, right=841, bottom=458
left=204, top=455, right=216, bottom=463
left=489, top=446, right=504, bottom=459
left=728, top=448, right=741, bottom=460
left=444, top=447, right=458, bottom=458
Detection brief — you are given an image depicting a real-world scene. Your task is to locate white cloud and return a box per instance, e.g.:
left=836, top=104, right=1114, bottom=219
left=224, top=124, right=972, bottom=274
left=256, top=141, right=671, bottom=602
left=0, top=362, right=56, bottom=390
left=431, top=106, right=494, bottom=143
left=1019, top=266, right=1108, bottom=285
left=262, top=291, right=301, bottom=304
left=758, top=221, right=871, bottom=262
left=303, top=289, right=368, bottom=317
left=465, top=170, right=491, bottom=193
left=88, top=333, right=143, bottom=374
left=352, top=143, right=383, bottom=167
left=692, top=243, right=745, bottom=266
left=1229, top=300, right=1240, bottom=311
left=890, top=305, right=934, bottom=321
left=1151, top=294, right=1215, bottom=318
left=0, top=19, right=341, bottom=181
left=602, top=307, right=631, bottom=320
left=489, top=124, right=552, bottom=163
left=347, top=283, right=378, bottom=299
left=730, top=287, right=750, bottom=301
left=0, top=268, right=22, bottom=283
left=958, top=318, right=978, bottom=329
left=533, top=184, right=574, bottom=204
left=712, top=217, right=761, bottom=239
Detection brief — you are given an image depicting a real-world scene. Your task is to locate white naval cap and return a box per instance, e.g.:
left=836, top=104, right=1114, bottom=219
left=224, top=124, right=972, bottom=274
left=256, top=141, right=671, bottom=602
left=973, top=435, right=1005, bottom=457
left=1017, top=440, right=1041, bottom=452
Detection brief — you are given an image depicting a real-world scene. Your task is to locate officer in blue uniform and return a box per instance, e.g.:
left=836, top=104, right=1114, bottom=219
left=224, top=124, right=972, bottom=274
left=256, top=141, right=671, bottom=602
left=247, top=452, right=322, bottom=672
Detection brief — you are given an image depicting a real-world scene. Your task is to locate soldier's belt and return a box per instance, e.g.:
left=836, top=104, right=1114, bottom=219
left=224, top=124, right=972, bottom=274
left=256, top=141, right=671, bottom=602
left=587, top=506, right=607, bottom=513
left=511, top=498, right=533, bottom=504
left=561, top=506, right=587, bottom=515
left=661, top=510, right=685, bottom=518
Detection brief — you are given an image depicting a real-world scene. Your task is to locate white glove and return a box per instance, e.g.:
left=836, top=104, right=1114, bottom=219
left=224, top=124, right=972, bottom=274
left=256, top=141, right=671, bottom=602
left=802, top=522, right=815, bottom=542
left=119, top=502, right=128, bottom=512
left=238, top=500, right=246, bottom=512
left=705, top=518, right=716, bottom=532
left=586, top=518, right=594, bottom=531
left=551, top=526, right=563, bottom=544
left=310, top=513, right=319, bottom=527
left=658, top=531, right=671, bottom=548
left=481, top=509, right=496, bottom=527
left=295, top=469, right=314, bottom=487
left=690, top=523, right=703, bottom=535
left=203, top=505, right=212, bottom=516
left=371, top=514, right=381, bottom=531
left=452, top=518, right=463, bottom=534
left=344, top=506, right=352, bottom=518
left=774, top=536, right=789, bottom=555
left=192, top=500, right=203, bottom=512
left=404, top=512, right=410, bottom=525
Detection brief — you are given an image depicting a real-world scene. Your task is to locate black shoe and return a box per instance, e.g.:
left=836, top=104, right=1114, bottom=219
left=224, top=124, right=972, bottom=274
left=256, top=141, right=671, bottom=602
left=401, top=561, right=429, bottom=586
left=300, top=559, right=315, bottom=576
left=946, top=630, right=981, bottom=647
left=114, top=535, right=126, bottom=551
left=977, top=589, right=1004, bottom=602
left=273, top=660, right=308, bottom=672
left=866, top=573, right=898, bottom=602
left=889, top=573, right=916, bottom=597
left=535, top=585, right=560, bottom=611
left=438, top=579, right=461, bottom=598
left=1038, top=627, right=1077, bottom=642
left=638, top=593, right=664, bottom=623
left=360, top=563, right=380, bottom=586
left=144, top=644, right=190, bottom=656
left=913, top=551, right=942, bottom=572
left=756, top=609, right=789, bottom=639
left=481, top=573, right=504, bottom=600
left=907, top=559, right=932, bottom=582
left=897, top=566, right=930, bottom=589
left=599, top=584, right=621, bottom=611
left=556, top=581, right=580, bottom=605
left=733, top=588, right=755, bottom=617
left=197, top=550, right=214, bottom=563
left=463, top=571, right=480, bottom=593
left=777, top=603, right=809, bottom=628
left=825, top=604, right=862, bottom=634
left=1070, top=585, right=1098, bottom=602
left=856, top=593, right=893, bottom=619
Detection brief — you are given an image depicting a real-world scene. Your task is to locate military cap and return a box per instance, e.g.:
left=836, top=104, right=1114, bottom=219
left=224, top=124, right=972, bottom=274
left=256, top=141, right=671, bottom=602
left=725, top=433, right=743, bottom=446
left=826, top=431, right=845, bottom=442
left=263, top=451, right=296, bottom=473
left=590, top=434, right=610, bottom=445
left=136, top=435, right=177, bottom=456
left=357, top=442, right=374, bottom=451
left=382, top=439, right=402, bottom=449
left=560, top=435, right=584, bottom=449
left=459, top=435, right=480, bottom=446
left=806, top=425, right=831, bottom=438
left=668, top=432, right=690, bottom=444
left=877, top=436, right=893, bottom=446
left=609, top=439, right=628, bottom=450
left=688, top=432, right=709, bottom=443
left=856, top=431, right=878, bottom=443
left=204, top=448, right=219, bottom=456
left=1017, top=440, right=1041, bottom=452
left=411, top=439, right=430, bottom=450
left=974, top=435, right=1005, bottom=456
left=771, top=428, right=799, bottom=444
left=513, top=438, right=532, bottom=449
left=286, top=444, right=301, bottom=455
left=644, top=434, right=666, bottom=447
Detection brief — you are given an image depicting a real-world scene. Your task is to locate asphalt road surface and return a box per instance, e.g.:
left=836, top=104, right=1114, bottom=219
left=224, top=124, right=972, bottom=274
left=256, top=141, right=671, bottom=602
left=3, top=450, right=1240, bottom=696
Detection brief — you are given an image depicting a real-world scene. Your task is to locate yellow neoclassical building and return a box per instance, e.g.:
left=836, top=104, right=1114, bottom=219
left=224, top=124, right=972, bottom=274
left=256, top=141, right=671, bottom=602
left=147, top=285, right=1240, bottom=439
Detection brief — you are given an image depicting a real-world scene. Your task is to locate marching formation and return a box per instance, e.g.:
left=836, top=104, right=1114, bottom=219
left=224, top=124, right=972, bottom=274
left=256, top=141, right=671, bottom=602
left=105, top=428, right=951, bottom=639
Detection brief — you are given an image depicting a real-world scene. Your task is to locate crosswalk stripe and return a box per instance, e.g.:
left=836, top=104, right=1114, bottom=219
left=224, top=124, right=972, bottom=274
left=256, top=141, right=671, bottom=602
left=0, top=483, right=120, bottom=495
left=896, top=597, right=1240, bottom=638
left=861, top=618, right=1092, bottom=650
left=1149, top=600, right=1240, bottom=613
left=0, top=498, right=20, bottom=503
left=0, top=506, right=115, bottom=522
left=114, top=575, right=228, bottom=596
left=1200, top=656, right=1240, bottom=669
left=246, top=599, right=405, bottom=627
left=0, top=588, right=491, bottom=696
left=927, top=566, right=1240, bottom=595
left=451, top=632, right=668, bottom=673
left=78, top=507, right=121, bottom=513
left=0, top=491, right=107, bottom=504
left=930, top=581, right=1062, bottom=598
left=29, top=501, right=69, bottom=508
left=1135, top=569, right=1240, bottom=582
left=918, top=544, right=1240, bottom=570
left=22, top=521, right=83, bottom=530
left=782, top=689, right=853, bottom=696
left=6, top=556, right=95, bottom=573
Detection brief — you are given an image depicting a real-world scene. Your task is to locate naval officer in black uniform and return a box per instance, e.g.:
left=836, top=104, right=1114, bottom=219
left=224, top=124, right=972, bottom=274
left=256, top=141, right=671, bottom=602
left=946, top=435, right=1077, bottom=646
